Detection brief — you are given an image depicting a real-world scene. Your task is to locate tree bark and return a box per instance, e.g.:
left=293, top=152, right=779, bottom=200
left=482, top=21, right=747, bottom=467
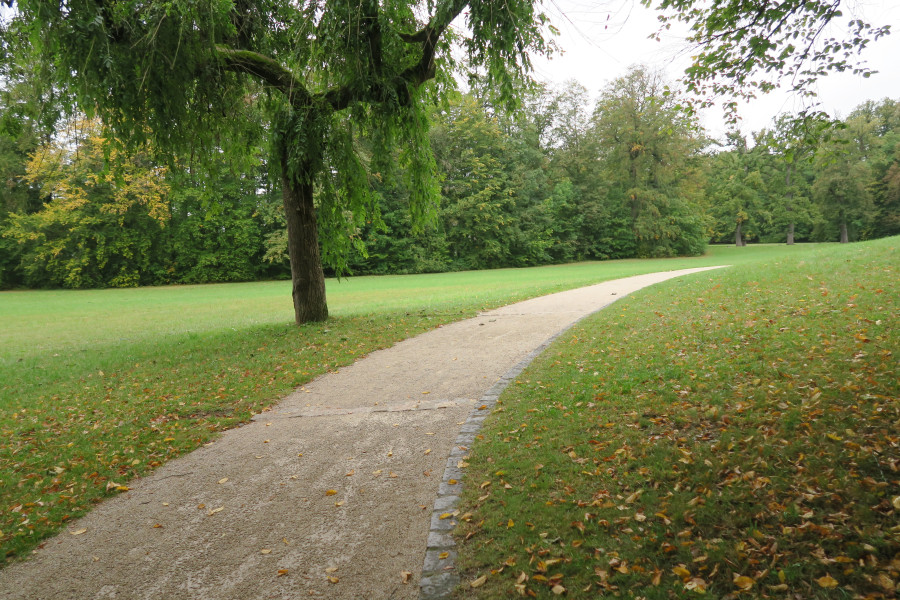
left=785, top=165, right=795, bottom=245
left=735, top=221, right=744, bottom=247
left=840, top=220, right=849, bottom=243
left=282, top=171, right=328, bottom=323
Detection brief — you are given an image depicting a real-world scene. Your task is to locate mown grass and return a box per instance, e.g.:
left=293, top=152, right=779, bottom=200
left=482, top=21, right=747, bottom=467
left=453, top=237, right=899, bottom=599
left=0, top=244, right=830, bottom=565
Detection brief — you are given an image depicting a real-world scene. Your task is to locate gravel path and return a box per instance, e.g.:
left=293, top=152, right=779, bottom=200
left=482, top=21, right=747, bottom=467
left=0, top=266, right=724, bottom=600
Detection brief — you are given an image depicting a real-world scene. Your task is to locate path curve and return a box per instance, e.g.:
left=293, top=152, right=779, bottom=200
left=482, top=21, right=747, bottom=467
left=0, top=266, right=725, bottom=600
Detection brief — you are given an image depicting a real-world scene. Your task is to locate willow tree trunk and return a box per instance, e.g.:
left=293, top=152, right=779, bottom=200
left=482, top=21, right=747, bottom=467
left=282, top=172, right=328, bottom=323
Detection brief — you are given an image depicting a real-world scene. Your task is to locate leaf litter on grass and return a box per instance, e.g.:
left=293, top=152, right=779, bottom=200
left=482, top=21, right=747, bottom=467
left=454, top=238, right=898, bottom=599
left=0, top=311, right=473, bottom=564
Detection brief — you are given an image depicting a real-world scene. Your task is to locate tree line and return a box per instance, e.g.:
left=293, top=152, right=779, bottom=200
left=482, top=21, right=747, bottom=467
left=2, top=66, right=899, bottom=290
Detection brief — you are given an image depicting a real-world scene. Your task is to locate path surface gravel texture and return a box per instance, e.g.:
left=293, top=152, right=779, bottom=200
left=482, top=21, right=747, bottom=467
left=0, top=267, right=724, bottom=600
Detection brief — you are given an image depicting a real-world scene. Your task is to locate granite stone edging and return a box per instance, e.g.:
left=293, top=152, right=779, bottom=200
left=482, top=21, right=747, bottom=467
left=418, top=321, right=583, bottom=599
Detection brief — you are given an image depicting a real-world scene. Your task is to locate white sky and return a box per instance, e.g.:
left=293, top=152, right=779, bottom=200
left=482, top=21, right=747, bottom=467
left=3, top=1, right=896, bottom=140
left=530, top=0, right=900, bottom=140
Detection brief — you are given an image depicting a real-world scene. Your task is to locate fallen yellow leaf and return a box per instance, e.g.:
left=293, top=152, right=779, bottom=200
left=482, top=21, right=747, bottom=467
left=277, top=569, right=288, bottom=577
left=260, top=549, right=272, bottom=555
left=335, top=501, right=344, bottom=507
left=816, top=575, right=838, bottom=588
left=207, top=506, right=224, bottom=516
left=401, top=571, right=412, bottom=584
left=218, top=478, right=228, bottom=484
left=685, top=577, right=707, bottom=593
left=328, top=576, right=339, bottom=583
left=424, top=449, right=432, bottom=455
left=325, top=489, right=337, bottom=496
left=325, top=567, right=338, bottom=573
left=439, top=552, right=449, bottom=559
left=70, top=528, right=87, bottom=536
left=672, top=565, right=691, bottom=581
left=470, top=575, right=487, bottom=588
left=448, top=479, right=458, bottom=484
left=345, top=470, right=354, bottom=477
left=551, top=584, right=566, bottom=595
left=875, top=574, right=896, bottom=591
left=733, top=575, right=754, bottom=590
left=439, top=512, right=453, bottom=520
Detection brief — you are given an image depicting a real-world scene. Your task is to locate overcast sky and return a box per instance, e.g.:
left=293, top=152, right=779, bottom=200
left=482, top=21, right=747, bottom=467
left=529, top=0, right=900, bottom=139
left=3, top=1, right=896, bottom=140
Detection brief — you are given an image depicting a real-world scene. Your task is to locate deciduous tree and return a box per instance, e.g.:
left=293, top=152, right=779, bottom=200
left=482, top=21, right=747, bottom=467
left=8, top=0, right=551, bottom=322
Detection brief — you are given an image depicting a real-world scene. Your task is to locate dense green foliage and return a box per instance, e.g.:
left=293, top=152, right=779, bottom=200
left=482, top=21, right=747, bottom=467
left=2, top=87, right=900, bottom=287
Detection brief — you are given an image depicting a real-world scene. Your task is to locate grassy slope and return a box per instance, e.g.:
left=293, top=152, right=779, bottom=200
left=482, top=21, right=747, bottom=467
left=454, top=238, right=899, bottom=598
left=0, top=244, right=831, bottom=564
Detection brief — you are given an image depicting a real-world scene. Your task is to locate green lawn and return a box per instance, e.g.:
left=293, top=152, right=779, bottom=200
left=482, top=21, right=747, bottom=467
left=0, top=244, right=835, bottom=564
left=453, top=237, right=899, bottom=598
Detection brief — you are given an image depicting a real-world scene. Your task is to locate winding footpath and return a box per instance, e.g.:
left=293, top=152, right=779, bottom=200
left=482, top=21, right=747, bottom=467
left=0, top=267, right=725, bottom=600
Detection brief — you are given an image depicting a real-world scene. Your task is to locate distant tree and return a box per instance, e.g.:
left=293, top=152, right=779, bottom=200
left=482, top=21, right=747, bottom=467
left=707, top=141, right=768, bottom=247
left=812, top=117, right=877, bottom=243
left=3, top=118, right=169, bottom=287
left=862, top=99, right=900, bottom=238
left=532, top=82, right=610, bottom=260
left=754, top=115, right=823, bottom=244
left=880, top=147, right=900, bottom=237
left=591, top=66, right=708, bottom=257
left=431, top=94, right=520, bottom=270
left=166, top=170, right=266, bottom=284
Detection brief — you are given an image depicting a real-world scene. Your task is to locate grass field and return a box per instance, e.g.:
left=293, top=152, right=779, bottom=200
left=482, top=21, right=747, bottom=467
left=453, top=238, right=898, bottom=598
left=0, top=243, right=855, bottom=564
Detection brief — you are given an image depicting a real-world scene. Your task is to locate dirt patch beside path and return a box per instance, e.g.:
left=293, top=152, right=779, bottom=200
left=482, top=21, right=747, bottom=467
left=0, top=266, right=724, bottom=600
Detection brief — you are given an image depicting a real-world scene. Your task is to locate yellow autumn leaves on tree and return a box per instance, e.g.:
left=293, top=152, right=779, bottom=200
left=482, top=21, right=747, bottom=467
left=7, top=116, right=170, bottom=288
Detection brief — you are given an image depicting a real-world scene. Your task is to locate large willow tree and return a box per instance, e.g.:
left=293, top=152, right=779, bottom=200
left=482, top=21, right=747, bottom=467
left=5, top=0, right=550, bottom=322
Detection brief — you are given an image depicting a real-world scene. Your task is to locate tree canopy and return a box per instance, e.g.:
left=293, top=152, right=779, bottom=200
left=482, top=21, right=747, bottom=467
left=648, top=0, right=892, bottom=121
left=5, top=0, right=553, bottom=322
